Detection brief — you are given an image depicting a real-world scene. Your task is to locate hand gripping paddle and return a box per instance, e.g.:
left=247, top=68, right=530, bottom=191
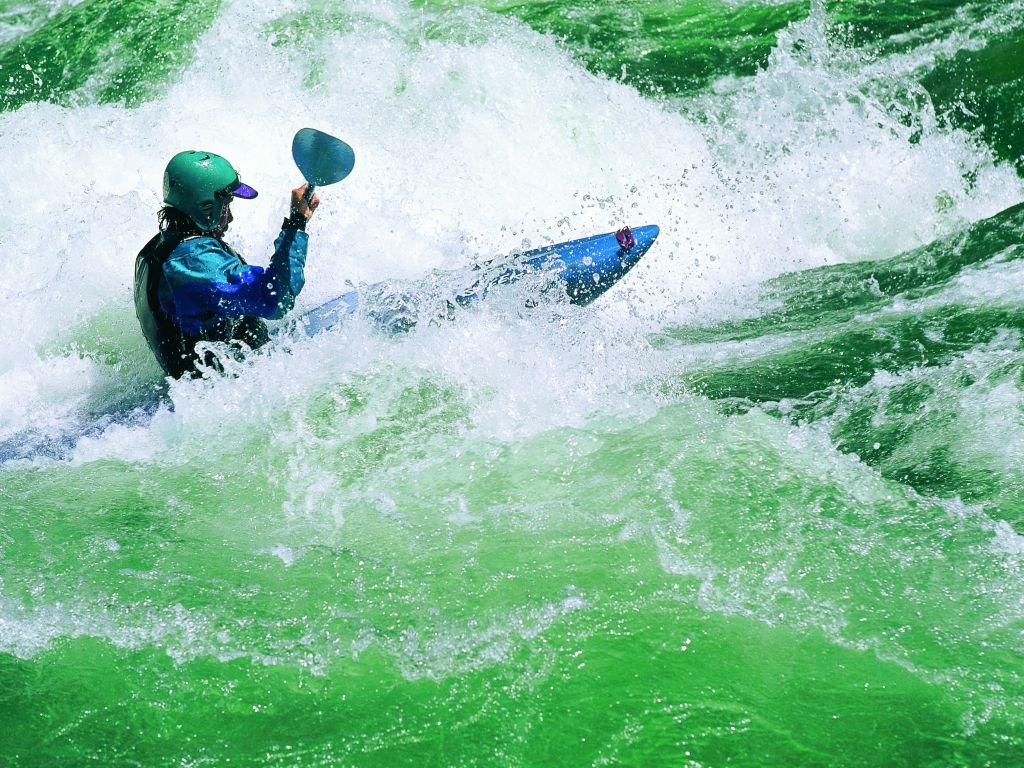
left=292, top=127, right=356, bottom=203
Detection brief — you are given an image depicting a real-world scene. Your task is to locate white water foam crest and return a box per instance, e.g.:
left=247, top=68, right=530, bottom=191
left=1, top=0, right=1021, bottom=459
left=859, top=0, right=1024, bottom=79
left=672, top=3, right=1024, bottom=324
left=0, top=570, right=587, bottom=677
left=821, top=328, right=1024, bottom=486
left=0, top=0, right=89, bottom=46
left=0, top=594, right=317, bottom=670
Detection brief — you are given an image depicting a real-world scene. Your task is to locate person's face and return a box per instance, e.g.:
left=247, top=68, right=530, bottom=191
left=214, top=202, right=233, bottom=236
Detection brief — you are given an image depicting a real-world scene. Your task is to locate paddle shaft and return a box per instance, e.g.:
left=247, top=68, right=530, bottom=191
left=303, top=183, right=317, bottom=204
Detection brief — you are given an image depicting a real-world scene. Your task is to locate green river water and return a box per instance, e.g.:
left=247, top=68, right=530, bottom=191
left=1, top=0, right=1023, bottom=765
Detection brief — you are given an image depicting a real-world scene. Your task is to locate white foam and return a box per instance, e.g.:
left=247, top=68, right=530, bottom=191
left=0, top=0, right=1019, bottom=459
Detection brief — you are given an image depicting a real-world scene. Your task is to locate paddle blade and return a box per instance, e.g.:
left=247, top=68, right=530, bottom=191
left=292, top=128, right=355, bottom=187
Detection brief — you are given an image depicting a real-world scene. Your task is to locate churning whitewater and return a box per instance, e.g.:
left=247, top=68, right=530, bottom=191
left=2, top=0, right=1024, bottom=765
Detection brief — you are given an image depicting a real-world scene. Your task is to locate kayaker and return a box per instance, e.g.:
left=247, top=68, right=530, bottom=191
left=134, top=150, right=319, bottom=379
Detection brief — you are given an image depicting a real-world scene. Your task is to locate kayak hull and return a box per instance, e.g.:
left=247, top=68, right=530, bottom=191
left=298, top=225, right=659, bottom=336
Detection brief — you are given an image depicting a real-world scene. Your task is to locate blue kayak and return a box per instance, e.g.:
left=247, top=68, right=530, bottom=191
left=296, top=224, right=659, bottom=336
left=0, top=224, right=659, bottom=464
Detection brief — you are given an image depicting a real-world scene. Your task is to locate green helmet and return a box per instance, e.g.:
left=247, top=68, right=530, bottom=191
left=162, top=150, right=258, bottom=231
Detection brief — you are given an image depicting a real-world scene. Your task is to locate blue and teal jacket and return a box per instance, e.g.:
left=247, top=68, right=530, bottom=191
left=134, top=222, right=308, bottom=378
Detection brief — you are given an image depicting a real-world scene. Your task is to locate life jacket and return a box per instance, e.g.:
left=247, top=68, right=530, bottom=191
left=134, top=232, right=270, bottom=378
